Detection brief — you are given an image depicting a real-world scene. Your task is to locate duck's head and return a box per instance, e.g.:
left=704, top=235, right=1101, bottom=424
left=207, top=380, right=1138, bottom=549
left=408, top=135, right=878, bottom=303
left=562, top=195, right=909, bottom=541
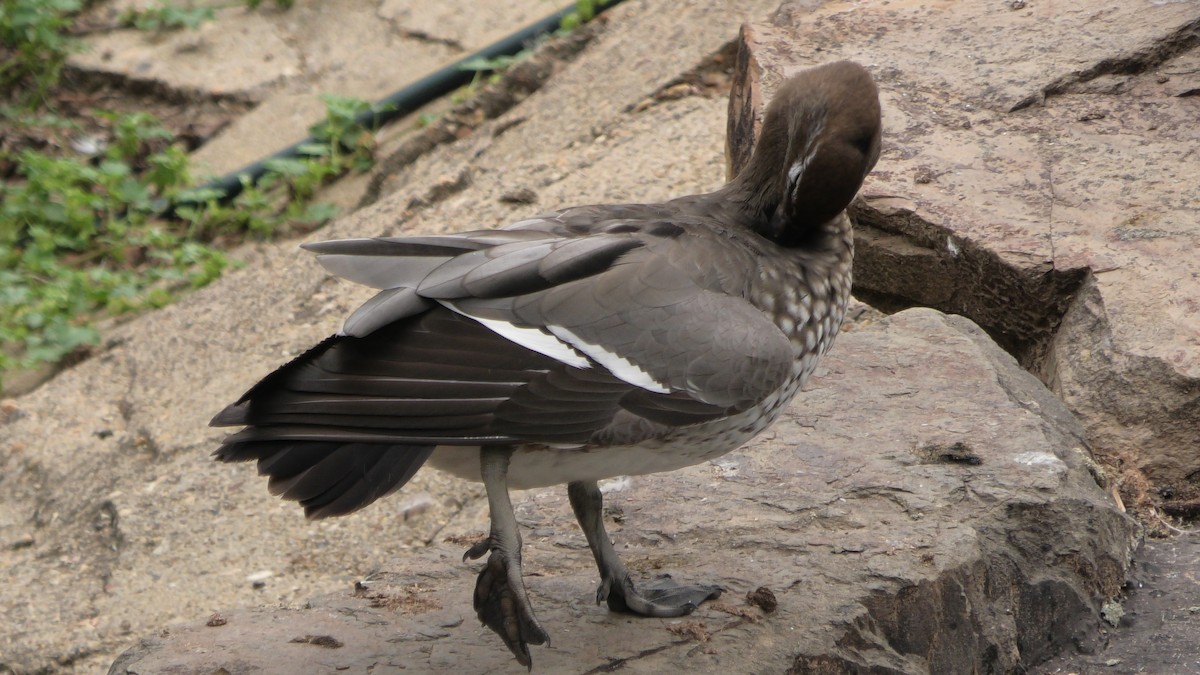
left=732, top=61, right=882, bottom=247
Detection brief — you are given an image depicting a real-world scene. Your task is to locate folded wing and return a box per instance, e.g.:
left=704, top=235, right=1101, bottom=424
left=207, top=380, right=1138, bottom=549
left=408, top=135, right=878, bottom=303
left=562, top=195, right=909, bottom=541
left=212, top=215, right=795, bottom=516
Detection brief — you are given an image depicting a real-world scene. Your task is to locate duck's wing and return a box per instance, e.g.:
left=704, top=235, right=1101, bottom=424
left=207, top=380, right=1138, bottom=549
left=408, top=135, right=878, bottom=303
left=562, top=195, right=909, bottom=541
left=211, top=220, right=794, bottom=517
left=301, top=219, right=794, bottom=423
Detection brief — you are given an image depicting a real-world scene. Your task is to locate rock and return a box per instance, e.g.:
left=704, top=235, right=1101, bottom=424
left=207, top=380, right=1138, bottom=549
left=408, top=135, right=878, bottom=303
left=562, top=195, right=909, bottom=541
left=378, top=0, right=554, bottom=51
left=730, top=1, right=1200, bottom=499
left=109, top=309, right=1135, bottom=673
left=1042, top=528, right=1200, bottom=673
left=70, top=0, right=504, bottom=177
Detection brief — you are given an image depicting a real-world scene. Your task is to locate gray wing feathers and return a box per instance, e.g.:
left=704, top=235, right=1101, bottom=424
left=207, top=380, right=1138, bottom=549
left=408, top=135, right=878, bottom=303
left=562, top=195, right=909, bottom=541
left=417, top=236, right=644, bottom=299
left=342, top=287, right=432, bottom=337
left=304, top=230, right=555, bottom=290
left=305, top=226, right=791, bottom=414
left=499, top=243, right=792, bottom=408
left=538, top=237, right=644, bottom=283
left=418, top=240, right=557, bottom=298
left=514, top=278, right=791, bottom=408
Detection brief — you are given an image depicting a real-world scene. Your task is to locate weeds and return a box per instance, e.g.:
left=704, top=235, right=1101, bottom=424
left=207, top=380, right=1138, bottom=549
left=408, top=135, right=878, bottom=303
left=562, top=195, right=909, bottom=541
left=0, top=94, right=384, bottom=387
left=0, top=0, right=83, bottom=103
left=0, top=113, right=224, bottom=373
left=453, top=0, right=609, bottom=98
left=119, top=3, right=216, bottom=32
left=0, top=0, right=398, bottom=390
left=245, top=0, right=295, bottom=9
left=560, top=0, right=610, bottom=33
left=120, top=0, right=294, bottom=30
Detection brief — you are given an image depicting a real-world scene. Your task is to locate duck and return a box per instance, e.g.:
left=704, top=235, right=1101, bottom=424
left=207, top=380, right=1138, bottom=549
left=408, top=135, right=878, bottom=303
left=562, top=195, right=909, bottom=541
left=212, top=60, right=882, bottom=667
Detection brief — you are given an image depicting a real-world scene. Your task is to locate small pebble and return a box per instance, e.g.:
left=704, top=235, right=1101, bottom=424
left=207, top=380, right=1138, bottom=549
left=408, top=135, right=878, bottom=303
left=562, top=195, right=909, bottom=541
left=746, top=586, right=778, bottom=613
left=499, top=187, right=538, bottom=205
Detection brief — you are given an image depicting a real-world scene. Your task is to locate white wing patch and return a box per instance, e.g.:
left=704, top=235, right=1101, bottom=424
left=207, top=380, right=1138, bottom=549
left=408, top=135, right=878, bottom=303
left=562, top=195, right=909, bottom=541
left=464, top=315, right=591, bottom=369
left=548, top=326, right=671, bottom=393
left=440, top=302, right=672, bottom=393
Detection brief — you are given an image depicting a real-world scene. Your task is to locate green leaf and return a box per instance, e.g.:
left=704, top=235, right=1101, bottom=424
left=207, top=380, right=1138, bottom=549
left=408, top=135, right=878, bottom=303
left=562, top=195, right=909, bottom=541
left=298, top=202, right=338, bottom=225
left=263, top=157, right=314, bottom=176
left=296, top=142, right=331, bottom=157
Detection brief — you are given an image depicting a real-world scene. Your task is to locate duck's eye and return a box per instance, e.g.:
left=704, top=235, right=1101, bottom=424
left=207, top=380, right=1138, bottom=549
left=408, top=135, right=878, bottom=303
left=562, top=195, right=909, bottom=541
left=850, top=132, right=875, bottom=156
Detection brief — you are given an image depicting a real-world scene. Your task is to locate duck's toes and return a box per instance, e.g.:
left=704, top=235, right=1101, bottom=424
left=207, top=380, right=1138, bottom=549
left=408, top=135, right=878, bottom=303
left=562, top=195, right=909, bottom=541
left=603, top=572, right=723, bottom=617
left=474, top=549, right=549, bottom=668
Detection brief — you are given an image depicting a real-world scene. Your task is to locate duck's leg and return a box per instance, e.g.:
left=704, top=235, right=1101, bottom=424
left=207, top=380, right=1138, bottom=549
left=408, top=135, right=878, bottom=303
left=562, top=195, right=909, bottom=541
left=464, top=447, right=549, bottom=667
left=567, top=480, right=722, bottom=616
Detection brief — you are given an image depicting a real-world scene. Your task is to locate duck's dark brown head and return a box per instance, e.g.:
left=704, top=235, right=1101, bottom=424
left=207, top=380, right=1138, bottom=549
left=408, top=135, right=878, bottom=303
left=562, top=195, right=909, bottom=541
left=729, top=61, right=882, bottom=247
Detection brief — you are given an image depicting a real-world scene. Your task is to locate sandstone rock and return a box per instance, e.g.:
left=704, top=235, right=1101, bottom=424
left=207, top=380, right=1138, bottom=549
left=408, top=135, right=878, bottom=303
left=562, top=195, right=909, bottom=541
left=109, top=309, right=1135, bottom=673
left=730, top=2, right=1200, bottom=499
left=71, top=0, right=486, bottom=177
left=186, top=0, right=459, bottom=176
left=1042, top=528, right=1200, bottom=674
left=72, top=6, right=300, bottom=97
left=378, top=0, right=554, bottom=51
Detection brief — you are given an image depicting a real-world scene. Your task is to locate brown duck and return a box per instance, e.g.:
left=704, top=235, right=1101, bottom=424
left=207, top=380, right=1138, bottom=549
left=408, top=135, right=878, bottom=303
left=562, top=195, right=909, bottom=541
left=212, top=60, right=882, bottom=667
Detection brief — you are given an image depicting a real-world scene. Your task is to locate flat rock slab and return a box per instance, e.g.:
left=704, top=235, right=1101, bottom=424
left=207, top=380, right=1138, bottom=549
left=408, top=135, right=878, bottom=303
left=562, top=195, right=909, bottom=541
left=732, top=2, right=1200, bottom=498
left=72, top=0, right=556, bottom=176
left=110, top=309, right=1135, bottom=673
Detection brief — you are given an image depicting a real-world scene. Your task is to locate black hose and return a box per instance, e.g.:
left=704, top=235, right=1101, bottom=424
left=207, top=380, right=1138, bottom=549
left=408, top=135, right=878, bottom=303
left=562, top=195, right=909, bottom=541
left=169, top=1, right=624, bottom=217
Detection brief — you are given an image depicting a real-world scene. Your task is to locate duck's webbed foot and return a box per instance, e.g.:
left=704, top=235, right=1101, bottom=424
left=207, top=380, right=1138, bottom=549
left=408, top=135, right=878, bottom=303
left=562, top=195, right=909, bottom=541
left=567, top=480, right=722, bottom=618
left=464, top=538, right=549, bottom=667
left=600, top=571, right=723, bottom=617
left=467, top=448, right=549, bottom=668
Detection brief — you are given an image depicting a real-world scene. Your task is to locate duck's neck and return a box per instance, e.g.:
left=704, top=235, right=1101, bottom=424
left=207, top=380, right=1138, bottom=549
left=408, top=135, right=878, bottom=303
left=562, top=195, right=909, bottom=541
left=719, top=124, right=789, bottom=231
left=719, top=158, right=852, bottom=255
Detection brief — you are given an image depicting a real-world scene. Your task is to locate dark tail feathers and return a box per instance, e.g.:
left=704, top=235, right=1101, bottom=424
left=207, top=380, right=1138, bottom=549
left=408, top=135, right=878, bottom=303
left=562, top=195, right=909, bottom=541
left=215, top=440, right=433, bottom=519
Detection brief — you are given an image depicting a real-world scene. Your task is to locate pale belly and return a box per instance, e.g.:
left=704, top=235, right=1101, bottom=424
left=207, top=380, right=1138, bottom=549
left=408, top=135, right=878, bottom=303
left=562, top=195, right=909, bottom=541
left=427, top=374, right=802, bottom=489
left=428, top=429, right=751, bottom=489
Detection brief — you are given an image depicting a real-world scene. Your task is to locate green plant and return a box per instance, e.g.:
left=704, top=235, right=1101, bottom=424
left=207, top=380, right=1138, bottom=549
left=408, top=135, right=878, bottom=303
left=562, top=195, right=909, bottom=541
left=457, top=0, right=608, bottom=90
left=306, top=94, right=392, bottom=173
left=0, top=70, right=384, bottom=389
left=245, top=0, right=294, bottom=9
left=0, top=112, right=234, bottom=379
left=455, top=51, right=532, bottom=101
left=173, top=93, right=383, bottom=242
left=175, top=178, right=273, bottom=240
left=0, top=0, right=84, bottom=103
left=559, top=0, right=610, bottom=32
left=119, top=2, right=216, bottom=32
left=459, top=54, right=523, bottom=75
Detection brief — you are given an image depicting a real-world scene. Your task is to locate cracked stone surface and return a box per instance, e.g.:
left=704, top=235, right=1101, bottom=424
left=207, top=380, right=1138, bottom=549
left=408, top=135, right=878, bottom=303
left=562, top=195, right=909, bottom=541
left=377, top=0, right=555, bottom=51
left=108, top=309, right=1135, bottom=673
left=71, top=0, right=542, bottom=177
left=732, top=1, right=1200, bottom=498
left=1043, top=528, right=1200, bottom=675
left=73, top=8, right=300, bottom=96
